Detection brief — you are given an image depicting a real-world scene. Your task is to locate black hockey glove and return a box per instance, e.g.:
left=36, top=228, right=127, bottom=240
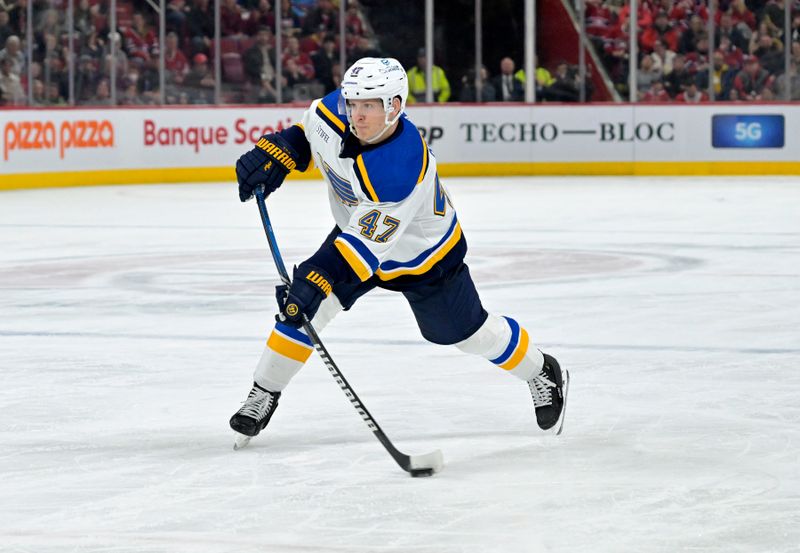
left=236, top=133, right=299, bottom=202
left=276, top=264, right=333, bottom=328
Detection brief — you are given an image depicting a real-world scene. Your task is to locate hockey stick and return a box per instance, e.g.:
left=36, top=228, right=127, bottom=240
left=254, top=186, right=444, bottom=477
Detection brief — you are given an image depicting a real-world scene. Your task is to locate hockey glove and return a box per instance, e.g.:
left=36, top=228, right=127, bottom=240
left=236, top=133, right=299, bottom=202
left=276, top=264, right=334, bottom=328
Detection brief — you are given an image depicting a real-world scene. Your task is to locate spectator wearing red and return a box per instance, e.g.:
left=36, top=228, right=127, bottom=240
left=723, top=0, right=756, bottom=31
left=668, top=0, right=708, bottom=25
left=618, top=1, right=653, bottom=33
left=676, top=80, right=708, bottom=102
left=732, top=55, right=774, bottom=100
left=641, top=11, right=680, bottom=53
left=642, top=80, right=670, bottom=101
left=241, top=0, right=276, bottom=36
left=684, top=34, right=710, bottom=73
left=717, top=36, right=744, bottom=70
left=282, top=35, right=314, bottom=80
left=345, top=3, right=365, bottom=37
left=164, top=31, right=189, bottom=85
left=124, top=12, right=158, bottom=62
left=220, top=0, right=243, bottom=36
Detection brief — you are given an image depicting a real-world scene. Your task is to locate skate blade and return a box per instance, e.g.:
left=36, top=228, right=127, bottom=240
left=233, top=433, right=252, bottom=450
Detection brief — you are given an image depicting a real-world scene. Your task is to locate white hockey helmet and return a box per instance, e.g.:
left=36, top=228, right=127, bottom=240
left=339, top=57, right=408, bottom=143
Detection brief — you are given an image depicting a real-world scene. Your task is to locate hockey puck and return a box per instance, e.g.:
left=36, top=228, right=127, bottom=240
left=409, top=468, right=434, bottom=478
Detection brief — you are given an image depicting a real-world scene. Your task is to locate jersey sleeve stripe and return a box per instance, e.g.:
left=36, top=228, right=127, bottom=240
left=375, top=219, right=461, bottom=280
left=267, top=329, right=314, bottom=363
left=316, top=102, right=347, bottom=136
left=416, top=136, right=429, bottom=185
left=355, top=155, right=380, bottom=202
left=334, top=239, right=373, bottom=281
left=499, top=328, right=530, bottom=370
left=490, top=317, right=521, bottom=365
left=334, top=234, right=379, bottom=282
left=275, top=322, right=313, bottom=347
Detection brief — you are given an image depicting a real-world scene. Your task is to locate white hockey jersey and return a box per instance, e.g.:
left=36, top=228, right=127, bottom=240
left=296, top=90, right=460, bottom=282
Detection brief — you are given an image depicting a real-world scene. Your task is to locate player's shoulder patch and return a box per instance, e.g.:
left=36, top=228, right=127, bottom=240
left=353, top=118, right=430, bottom=203
left=315, top=90, right=348, bottom=138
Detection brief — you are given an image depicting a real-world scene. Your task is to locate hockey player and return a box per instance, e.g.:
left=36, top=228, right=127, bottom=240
left=230, top=57, right=569, bottom=443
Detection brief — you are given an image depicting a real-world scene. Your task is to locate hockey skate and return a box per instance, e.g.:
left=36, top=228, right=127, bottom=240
left=230, top=382, right=281, bottom=450
left=527, top=353, right=569, bottom=434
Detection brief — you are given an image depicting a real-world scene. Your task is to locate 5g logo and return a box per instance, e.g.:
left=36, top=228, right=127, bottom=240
left=712, top=115, right=784, bottom=148
left=734, top=122, right=762, bottom=141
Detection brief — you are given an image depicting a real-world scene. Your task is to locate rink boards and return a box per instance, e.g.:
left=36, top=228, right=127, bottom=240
left=1, top=103, right=799, bottom=189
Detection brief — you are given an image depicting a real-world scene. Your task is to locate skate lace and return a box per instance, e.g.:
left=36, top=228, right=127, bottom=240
left=528, top=370, right=555, bottom=408
left=238, top=388, right=274, bottom=420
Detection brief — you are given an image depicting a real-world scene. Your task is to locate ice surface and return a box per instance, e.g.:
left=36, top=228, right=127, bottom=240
left=1, top=177, right=799, bottom=553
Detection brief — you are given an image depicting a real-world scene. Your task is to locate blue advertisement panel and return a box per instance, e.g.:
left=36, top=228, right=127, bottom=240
left=712, top=115, right=785, bottom=148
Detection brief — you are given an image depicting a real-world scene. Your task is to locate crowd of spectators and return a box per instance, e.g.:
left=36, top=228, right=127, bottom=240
left=586, top=0, right=800, bottom=101
left=2, top=0, right=798, bottom=106
left=0, top=0, right=376, bottom=106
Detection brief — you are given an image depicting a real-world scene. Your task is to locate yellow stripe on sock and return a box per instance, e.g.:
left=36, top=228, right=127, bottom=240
left=500, top=328, right=529, bottom=371
left=267, top=331, right=313, bottom=363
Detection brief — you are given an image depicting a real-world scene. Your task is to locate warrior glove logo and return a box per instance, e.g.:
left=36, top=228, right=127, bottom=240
left=305, top=270, right=332, bottom=297
left=286, top=303, right=299, bottom=317
left=256, top=138, right=297, bottom=171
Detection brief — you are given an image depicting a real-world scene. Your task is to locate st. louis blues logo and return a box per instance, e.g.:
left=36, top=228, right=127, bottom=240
left=321, top=159, right=359, bottom=206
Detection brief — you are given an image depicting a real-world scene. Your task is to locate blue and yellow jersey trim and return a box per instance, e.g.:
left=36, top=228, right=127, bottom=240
left=490, top=317, right=530, bottom=371
left=316, top=91, right=347, bottom=138
left=267, top=322, right=314, bottom=363
left=417, top=136, right=430, bottom=185
left=333, top=232, right=380, bottom=282
left=353, top=118, right=429, bottom=203
left=354, top=155, right=380, bottom=202
left=375, top=217, right=462, bottom=281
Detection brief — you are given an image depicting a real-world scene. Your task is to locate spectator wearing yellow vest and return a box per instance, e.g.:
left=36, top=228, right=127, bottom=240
left=406, top=48, right=451, bottom=103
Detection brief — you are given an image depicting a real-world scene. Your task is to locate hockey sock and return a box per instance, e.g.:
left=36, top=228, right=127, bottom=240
left=455, top=313, right=544, bottom=382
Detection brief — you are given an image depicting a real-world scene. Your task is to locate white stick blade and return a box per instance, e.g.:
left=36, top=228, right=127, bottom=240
left=409, top=449, right=444, bottom=473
